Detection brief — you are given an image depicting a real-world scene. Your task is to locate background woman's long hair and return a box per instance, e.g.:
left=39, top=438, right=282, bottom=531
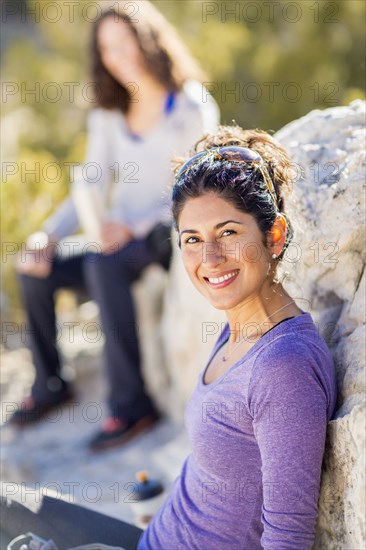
left=91, top=0, right=206, bottom=113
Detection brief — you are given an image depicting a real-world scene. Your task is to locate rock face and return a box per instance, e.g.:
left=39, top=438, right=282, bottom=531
left=136, top=100, right=365, bottom=548
left=135, top=261, right=225, bottom=424
left=275, top=100, right=365, bottom=550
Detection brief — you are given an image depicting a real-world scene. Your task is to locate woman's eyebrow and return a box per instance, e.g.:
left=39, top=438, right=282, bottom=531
left=179, top=219, right=243, bottom=236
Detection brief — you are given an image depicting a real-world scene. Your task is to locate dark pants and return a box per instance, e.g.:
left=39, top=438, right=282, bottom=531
left=18, top=234, right=171, bottom=421
left=0, top=493, right=143, bottom=549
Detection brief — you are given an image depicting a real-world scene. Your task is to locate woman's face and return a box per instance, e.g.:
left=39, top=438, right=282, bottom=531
left=97, top=17, right=146, bottom=84
left=178, top=193, right=273, bottom=311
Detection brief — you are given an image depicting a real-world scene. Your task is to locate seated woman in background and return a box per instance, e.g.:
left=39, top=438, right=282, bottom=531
left=11, top=0, right=219, bottom=452
left=1, top=126, right=337, bottom=549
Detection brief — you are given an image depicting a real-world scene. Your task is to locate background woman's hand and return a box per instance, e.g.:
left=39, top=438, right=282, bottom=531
left=100, top=221, right=134, bottom=254
left=16, top=232, right=57, bottom=278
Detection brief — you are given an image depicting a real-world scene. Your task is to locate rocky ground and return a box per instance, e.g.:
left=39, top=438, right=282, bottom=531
left=0, top=319, right=190, bottom=545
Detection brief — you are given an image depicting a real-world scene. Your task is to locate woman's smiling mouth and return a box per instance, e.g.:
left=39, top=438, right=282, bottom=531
left=203, top=269, right=240, bottom=288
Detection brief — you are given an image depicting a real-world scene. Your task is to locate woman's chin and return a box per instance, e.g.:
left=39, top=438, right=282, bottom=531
left=202, top=290, right=239, bottom=311
left=114, top=70, right=141, bottom=86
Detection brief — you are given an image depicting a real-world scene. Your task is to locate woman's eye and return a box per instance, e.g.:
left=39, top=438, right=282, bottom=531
left=220, top=229, right=236, bottom=238
left=185, top=236, right=200, bottom=244
left=184, top=230, right=236, bottom=244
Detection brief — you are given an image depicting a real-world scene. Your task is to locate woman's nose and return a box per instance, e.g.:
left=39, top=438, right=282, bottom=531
left=202, top=241, right=226, bottom=267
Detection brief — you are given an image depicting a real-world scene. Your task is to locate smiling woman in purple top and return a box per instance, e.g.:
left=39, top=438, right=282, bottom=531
left=1, top=127, right=337, bottom=548
left=138, top=125, right=337, bottom=549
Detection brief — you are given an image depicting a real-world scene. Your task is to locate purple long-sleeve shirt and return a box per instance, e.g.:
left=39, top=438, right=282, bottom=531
left=138, top=312, right=337, bottom=549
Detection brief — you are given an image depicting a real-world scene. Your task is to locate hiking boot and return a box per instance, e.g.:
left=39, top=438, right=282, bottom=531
left=8, top=388, right=75, bottom=426
left=88, top=412, right=160, bottom=452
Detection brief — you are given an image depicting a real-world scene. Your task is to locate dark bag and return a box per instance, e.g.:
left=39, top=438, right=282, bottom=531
left=145, top=222, right=172, bottom=271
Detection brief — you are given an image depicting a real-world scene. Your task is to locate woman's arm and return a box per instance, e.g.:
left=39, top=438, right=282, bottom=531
left=42, top=108, right=111, bottom=241
left=248, top=340, right=331, bottom=550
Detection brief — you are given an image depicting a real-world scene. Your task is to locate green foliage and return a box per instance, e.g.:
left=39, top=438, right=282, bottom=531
left=156, top=0, right=365, bottom=128
left=1, top=0, right=365, bottom=308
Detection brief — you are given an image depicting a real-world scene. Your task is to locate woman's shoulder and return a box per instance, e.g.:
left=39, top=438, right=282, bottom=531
left=179, top=80, right=219, bottom=115
left=253, top=314, right=334, bottom=372
left=180, top=80, right=206, bottom=103
left=248, top=315, right=337, bottom=416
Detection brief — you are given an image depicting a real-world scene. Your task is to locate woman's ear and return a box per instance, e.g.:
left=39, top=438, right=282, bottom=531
left=268, top=215, right=287, bottom=256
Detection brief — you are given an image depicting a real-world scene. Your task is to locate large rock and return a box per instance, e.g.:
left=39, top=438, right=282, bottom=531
left=134, top=261, right=225, bottom=424
left=275, top=99, right=365, bottom=550
left=138, top=100, right=365, bottom=548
